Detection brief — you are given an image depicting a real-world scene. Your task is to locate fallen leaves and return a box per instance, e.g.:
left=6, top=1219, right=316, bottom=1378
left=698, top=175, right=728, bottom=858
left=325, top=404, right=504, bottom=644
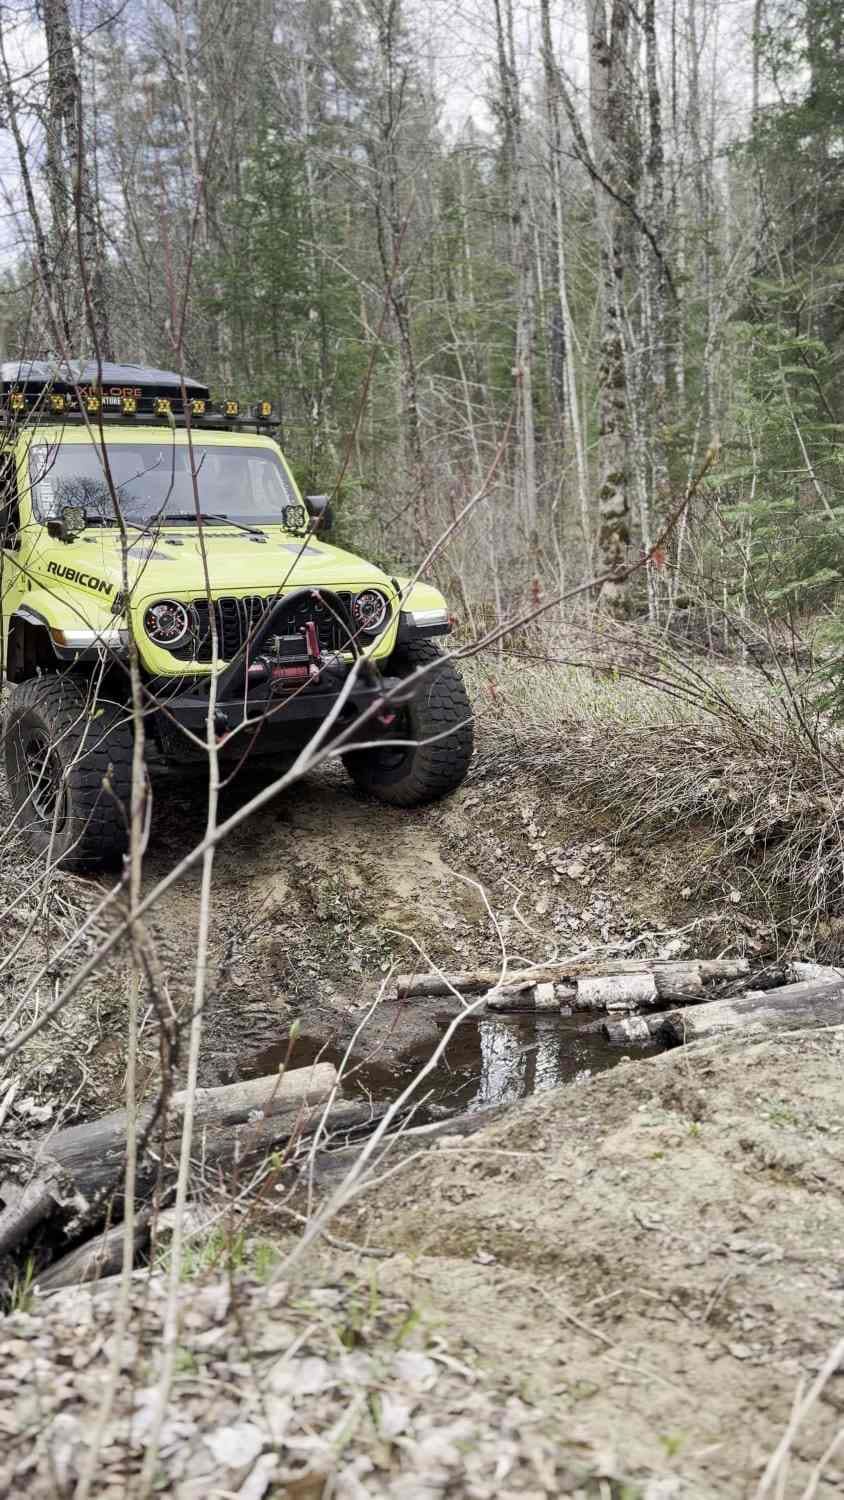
left=0, top=1268, right=623, bottom=1498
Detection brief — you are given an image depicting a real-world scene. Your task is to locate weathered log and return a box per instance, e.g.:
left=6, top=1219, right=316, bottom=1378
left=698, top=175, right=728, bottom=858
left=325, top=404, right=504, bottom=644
left=0, top=1178, right=59, bottom=1257
left=46, top=1062, right=339, bottom=1195
left=535, top=982, right=560, bottom=1011
left=485, top=981, right=575, bottom=1012
left=32, top=1102, right=380, bottom=1292
left=659, top=977, right=844, bottom=1045
left=196, top=1100, right=381, bottom=1173
left=603, top=1014, right=664, bottom=1045
left=395, top=957, right=749, bottom=999
left=788, top=961, right=844, bottom=984
left=0, top=1065, right=341, bottom=1258
left=35, top=1213, right=152, bottom=1292
left=583, top=967, right=703, bottom=1011
left=485, top=983, right=537, bottom=1011
left=576, top=973, right=658, bottom=1012
left=654, top=966, right=704, bottom=1003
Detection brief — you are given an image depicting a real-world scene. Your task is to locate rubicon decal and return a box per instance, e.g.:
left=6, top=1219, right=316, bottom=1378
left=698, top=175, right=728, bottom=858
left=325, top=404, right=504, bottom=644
left=47, top=561, right=113, bottom=596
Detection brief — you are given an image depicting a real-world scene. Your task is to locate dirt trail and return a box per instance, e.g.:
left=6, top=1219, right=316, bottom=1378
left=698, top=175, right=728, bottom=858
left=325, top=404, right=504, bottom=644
left=137, top=744, right=734, bottom=1088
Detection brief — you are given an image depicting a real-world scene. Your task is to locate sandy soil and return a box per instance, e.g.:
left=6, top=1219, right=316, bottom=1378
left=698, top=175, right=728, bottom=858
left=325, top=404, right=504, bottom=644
left=315, top=1024, right=844, bottom=1497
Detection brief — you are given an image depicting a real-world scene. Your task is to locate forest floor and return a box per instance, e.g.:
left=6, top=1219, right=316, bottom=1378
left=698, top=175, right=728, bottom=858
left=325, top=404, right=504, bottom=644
left=2, top=649, right=843, bottom=1495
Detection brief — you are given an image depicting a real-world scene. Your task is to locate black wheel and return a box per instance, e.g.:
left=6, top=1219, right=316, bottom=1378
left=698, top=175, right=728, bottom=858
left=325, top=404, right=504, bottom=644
left=4, top=675, right=134, bottom=871
left=343, top=640, right=473, bottom=806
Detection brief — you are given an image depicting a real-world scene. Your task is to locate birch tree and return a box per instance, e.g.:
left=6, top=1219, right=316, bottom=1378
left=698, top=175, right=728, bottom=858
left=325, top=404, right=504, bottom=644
left=42, top=0, right=112, bottom=356
left=492, top=0, right=537, bottom=535
left=585, top=0, right=634, bottom=609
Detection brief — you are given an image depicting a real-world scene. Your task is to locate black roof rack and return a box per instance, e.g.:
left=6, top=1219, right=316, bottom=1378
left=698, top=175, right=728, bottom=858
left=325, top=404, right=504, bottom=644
left=0, top=359, right=277, bottom=432
left=0, top=359, right=210, bottom=401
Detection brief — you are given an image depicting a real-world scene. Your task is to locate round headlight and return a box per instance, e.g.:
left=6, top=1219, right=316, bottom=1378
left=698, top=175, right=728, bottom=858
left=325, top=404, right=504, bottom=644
left=144, top=599, right=192, bottom=648
left=351, top=589, right=389, bottom=634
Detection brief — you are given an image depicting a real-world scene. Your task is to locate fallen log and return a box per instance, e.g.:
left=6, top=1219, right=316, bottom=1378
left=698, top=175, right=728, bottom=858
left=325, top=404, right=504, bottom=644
left=485, top=983, right=537, bottom=1011
left=603, top=1014, right=664, bottom=1045
left=46, top=1061, right=340, bottom=1198
left=655, top=966, right=705, bottom=1003
left=35, top=1213, right=152, bottom=1293
left=788, top=961, right=844, bottom=984
left=0, top=1178, right=60, bottom=1258
left=395, top=957, right=749, bottom=999
left=658, top=977, right=844, bottom=1046
left=0, top=1064, right=340, bottom=1259
left=485, top=981, right=574, bottom=1012
left=576, top=973, right=658, bottom=1012
left=31, top=1101, right=380, bottom=1293
left=578, top=966, right=705, bottom=1011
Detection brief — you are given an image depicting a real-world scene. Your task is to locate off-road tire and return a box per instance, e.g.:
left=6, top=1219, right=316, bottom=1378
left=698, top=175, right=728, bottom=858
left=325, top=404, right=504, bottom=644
left=4, top=675, right=133, bottom=871
left=344, top=639, right=473, bottom=806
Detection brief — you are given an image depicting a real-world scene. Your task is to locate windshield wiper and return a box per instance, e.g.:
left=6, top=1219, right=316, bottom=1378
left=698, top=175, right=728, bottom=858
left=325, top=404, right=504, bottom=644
left=165, top=512, right=266, bottom=538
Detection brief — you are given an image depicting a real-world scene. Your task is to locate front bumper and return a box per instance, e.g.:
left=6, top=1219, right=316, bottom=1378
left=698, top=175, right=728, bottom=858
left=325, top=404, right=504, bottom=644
left=153, top=667, right=404, bottom=757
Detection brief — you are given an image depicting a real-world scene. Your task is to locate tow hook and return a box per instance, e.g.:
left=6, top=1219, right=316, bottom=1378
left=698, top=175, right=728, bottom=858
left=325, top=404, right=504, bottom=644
left=303, top=619, right=322, bottom=680
left=376, top=673, right=413, bottom=726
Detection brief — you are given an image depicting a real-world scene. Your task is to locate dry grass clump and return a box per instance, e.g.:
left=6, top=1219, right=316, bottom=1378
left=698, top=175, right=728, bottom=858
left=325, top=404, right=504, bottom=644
left=461, top=615, right=788, bottom=736
left=467, top=628, right=844, bottom=953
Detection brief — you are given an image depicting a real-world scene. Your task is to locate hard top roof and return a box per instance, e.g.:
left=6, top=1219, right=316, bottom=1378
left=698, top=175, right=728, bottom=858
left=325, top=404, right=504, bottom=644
left=0, top=359, right=209, bottom=398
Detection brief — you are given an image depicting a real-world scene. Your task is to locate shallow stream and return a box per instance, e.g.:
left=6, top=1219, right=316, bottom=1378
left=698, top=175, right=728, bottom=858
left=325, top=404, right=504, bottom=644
left=244, top=1012, right=645, bottom=1118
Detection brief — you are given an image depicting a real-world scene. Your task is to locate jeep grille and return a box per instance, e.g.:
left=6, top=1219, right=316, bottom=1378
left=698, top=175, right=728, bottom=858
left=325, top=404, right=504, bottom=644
left=168, top=593, right=358, bottom=662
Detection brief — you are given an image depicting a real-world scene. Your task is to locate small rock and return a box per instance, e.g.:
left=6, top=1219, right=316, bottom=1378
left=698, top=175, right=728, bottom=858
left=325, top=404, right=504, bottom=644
left=15, top=1096, right=53, bottom=1124
left=727, top=1342, right=753, bottom=1360
left=205, top=1422, right=264, bottom=1469
left=566, top=861, right=587, bottom=879
left=238, top=1453, right=278, bottom=1500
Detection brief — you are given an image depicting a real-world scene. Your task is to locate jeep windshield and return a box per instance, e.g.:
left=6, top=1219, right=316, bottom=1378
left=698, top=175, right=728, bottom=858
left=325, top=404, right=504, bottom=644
left=29, top=441, right=299, bottom=527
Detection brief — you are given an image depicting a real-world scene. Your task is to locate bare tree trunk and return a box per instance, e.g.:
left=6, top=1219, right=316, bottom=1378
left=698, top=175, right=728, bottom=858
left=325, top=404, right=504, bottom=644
left=642, top=0, right=670, bottom=621
left=42, top=0, right=112, bottom=356
left=539, top=0, right=592, bottom=565
left=0, top=17, right=66, bottom=346
left=174, top=0, right=206, bottom=245
left=586, top=0, right=633, bottom=610
left=493, top=0, right=537, bottom=534
left=370, top=0, right=424, bottom=486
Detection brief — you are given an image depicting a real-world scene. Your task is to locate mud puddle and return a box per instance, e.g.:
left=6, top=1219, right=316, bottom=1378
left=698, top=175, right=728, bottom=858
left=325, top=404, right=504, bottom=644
left=243, top=1013, right=649, bottom=1118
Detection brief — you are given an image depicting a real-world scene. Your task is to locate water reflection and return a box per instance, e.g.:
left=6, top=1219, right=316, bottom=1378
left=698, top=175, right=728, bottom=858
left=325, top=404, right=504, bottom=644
left=475, top=1018, right=597, bottom=1107
left=478, top=1020, right=525, bottom=1104
left=242, top=1013, right=636, bottom=1119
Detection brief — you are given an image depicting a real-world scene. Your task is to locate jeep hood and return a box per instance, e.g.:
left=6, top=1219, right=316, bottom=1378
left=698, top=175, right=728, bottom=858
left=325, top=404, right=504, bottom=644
left=37, top=527, right=395, bottom=602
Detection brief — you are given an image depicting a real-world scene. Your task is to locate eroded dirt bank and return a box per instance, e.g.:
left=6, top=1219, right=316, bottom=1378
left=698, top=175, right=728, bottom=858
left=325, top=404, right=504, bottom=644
left=310, top=1025, right=844, bottom=1497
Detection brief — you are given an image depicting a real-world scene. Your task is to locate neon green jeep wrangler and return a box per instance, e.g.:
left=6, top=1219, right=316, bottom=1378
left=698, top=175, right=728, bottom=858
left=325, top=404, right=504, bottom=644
left=0, top=361, right=472, bottom=870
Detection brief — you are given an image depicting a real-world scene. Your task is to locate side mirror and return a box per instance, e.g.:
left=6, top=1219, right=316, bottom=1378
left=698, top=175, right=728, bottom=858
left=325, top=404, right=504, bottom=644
left=305, top=494, right=333, bottom=532
left=46, top=504, right=86, bottom=543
